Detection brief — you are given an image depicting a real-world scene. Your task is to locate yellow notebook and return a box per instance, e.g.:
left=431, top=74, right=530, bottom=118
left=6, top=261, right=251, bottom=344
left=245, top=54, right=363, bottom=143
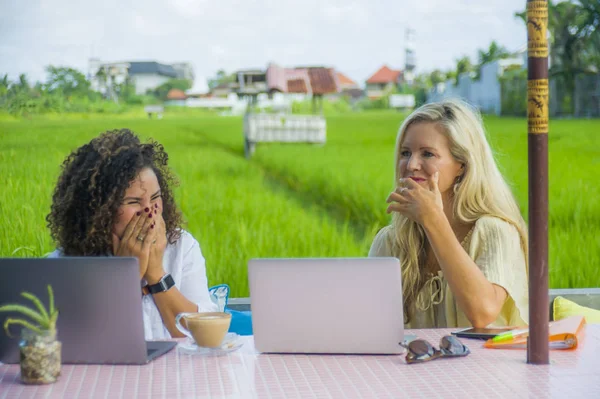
left=483, top=315, right=586, bottom=350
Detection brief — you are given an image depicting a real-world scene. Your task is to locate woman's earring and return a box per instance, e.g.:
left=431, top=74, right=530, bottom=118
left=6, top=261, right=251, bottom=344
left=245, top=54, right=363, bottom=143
left=453, top=165, right=466, bottom=195
left=453, top=176, right=463, bottom=195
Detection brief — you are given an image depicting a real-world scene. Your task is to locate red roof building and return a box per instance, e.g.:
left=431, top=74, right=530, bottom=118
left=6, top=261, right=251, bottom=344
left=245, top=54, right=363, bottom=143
left=308, top=68, right=338, bottom=95
left=266, top=63, right=339, bottom=95
left=166, top=88, right=188, bottom=100
left=366, top=66, right=402, bottom=84
left=365, top=65, right=403, bottom=99
left=287, top=78, right=308, bottom=93
left=336, top=72, right=359, bottom=89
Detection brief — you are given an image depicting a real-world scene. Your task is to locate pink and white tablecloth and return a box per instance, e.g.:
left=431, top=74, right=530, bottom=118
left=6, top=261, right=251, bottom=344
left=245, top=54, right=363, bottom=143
left=1, top=325, right=599, bottom=398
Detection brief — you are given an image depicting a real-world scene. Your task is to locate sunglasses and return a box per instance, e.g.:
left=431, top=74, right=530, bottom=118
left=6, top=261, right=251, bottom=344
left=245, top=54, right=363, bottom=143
left=399, top=335, right=470, bottom=364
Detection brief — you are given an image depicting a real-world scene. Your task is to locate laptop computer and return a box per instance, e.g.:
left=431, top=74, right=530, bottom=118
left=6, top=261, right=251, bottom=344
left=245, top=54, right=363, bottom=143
left=248, top=257, right=404, bottom=355
left=0, top=257, right=176, bottom=365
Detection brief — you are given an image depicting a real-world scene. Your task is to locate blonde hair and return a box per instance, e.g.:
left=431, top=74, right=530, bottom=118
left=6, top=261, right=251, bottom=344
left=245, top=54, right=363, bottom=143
left=391, top=98, right=528, bottom=322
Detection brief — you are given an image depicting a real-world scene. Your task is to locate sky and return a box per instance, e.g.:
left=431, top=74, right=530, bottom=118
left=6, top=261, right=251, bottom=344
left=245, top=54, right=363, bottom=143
left=0, top=0, right=528, bottom=91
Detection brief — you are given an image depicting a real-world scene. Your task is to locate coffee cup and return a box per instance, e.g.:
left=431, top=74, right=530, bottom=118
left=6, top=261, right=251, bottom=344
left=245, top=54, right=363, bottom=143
left=175, top=312, right=232, bottom=348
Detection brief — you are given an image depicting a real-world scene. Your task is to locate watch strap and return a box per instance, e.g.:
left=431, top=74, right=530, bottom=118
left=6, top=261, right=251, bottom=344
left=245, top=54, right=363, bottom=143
left=147, top=274, right=175, bottom=294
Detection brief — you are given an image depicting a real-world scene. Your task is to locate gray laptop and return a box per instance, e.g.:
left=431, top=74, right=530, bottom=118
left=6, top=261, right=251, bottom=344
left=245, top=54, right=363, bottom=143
left=0, top=257, right=176, bottom=365
left=248, top=257, right=404, bottom=355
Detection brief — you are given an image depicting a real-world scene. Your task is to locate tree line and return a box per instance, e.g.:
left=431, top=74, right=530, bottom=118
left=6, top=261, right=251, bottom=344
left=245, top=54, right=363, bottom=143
left=0, top=66, right=192, bottom=116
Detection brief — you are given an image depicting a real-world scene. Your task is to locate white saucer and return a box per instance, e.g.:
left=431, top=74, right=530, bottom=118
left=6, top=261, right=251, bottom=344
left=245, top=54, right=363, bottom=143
left=177, top=333, right=243, bottom=356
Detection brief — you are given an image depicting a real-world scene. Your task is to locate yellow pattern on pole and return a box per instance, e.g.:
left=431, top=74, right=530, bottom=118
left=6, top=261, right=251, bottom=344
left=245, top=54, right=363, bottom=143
left=526, top=1, right=549, bottom=58
left=527, top=79, right=549, bottom=134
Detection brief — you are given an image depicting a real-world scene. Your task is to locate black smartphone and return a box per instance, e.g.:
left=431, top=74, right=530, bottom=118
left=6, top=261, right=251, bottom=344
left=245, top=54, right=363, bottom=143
left=451, top=327, right=514, bottom=340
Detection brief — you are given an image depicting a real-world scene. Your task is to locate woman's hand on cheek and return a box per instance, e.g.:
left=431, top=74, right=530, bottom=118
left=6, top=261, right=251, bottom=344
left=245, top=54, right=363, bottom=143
left=145, top=210, right=168, bottom=285
left=111, top=208, right=154, bottom=279
left=386, top=171, right=444, bottom=225
left=426, top=170, right=444, bottom=215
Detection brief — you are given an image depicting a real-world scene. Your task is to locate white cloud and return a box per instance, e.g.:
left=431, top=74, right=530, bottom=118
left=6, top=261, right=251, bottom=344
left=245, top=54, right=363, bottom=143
left=211, top=45, right=227, bottom=57
left=322, top=2, right=369, bottom=25
left=170, top=0, right=211, bottom=18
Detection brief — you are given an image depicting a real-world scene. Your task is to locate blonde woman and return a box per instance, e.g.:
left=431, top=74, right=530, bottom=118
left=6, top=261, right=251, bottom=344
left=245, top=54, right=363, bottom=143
left=369, top=99, right=529, bottom=329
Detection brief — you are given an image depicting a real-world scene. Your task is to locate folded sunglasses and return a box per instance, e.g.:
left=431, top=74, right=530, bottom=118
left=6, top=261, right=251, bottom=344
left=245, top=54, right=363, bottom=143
left=400, top=335, right=470, bottom=364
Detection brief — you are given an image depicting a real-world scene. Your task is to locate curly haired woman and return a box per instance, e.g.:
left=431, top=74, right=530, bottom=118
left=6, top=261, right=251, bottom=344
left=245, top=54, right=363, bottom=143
left=47, top=128, right=217, bottom=339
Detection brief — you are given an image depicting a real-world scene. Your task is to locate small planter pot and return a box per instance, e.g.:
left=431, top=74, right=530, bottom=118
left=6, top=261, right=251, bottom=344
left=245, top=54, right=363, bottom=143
left=19, top=329, right=61, bottom=384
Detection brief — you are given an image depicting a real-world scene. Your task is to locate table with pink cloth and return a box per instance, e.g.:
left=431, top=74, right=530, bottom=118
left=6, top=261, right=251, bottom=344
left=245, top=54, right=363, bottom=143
left=1, top=325, right=599, bottom=398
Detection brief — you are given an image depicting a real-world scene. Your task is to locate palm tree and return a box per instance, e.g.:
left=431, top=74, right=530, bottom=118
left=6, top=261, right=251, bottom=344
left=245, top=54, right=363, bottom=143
left=455, top=56, right=473, bottom=85
left=429, top=70, right=446, bottom=86
left=0, top=74, right=9, bottom=97
left=17, top=74, right=30, bottom=92
left=475, top=41, right=510, bottom=79
left=579, top=0, right=600, bottom=72
left=478, top=41, right=510, bottom=65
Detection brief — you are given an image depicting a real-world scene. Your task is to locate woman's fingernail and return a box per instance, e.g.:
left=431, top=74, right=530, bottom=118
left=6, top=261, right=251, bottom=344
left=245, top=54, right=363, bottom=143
left=154, top=210, right=157, bottom=214
left=151, top=224, right=154, bottom=229
left=149, top=213, right=152, bottom=218
left=144, top=207, right=149, bottom=212
left=155, top=204, right=158, bottom=208
left=136, top=211, right=141, bottom=216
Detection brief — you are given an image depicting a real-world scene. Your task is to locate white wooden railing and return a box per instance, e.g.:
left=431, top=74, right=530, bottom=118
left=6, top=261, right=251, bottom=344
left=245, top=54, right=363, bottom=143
left=243, top=113, right=326, bottom=158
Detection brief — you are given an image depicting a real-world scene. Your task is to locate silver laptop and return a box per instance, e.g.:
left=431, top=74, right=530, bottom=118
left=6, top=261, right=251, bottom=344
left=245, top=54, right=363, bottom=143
left=248, top=257, right=404, bottom=354
left=0, top=258, right=176, bottom=365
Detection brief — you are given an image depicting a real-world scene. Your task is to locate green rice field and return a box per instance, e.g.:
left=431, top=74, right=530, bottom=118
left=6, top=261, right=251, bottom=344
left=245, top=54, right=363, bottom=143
left=1, top=111, right=599, bottom=296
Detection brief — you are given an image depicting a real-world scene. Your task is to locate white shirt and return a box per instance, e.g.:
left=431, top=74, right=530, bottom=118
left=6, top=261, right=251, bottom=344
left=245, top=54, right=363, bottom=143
left=48, top=230, right=218, bottom=340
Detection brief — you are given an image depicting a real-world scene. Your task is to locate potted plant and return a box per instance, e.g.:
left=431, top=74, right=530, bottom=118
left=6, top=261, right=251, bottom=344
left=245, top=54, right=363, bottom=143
left=0, top=285, right=61, bottom=384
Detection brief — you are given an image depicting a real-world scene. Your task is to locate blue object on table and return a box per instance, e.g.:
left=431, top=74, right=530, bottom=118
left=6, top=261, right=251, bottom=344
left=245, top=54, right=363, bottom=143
left=208, top=284, right=253, bottom=336
left=225, top=309, right=253, bottom=336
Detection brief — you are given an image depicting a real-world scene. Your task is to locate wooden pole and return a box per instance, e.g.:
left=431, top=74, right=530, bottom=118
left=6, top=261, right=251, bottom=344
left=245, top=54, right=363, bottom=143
left=526, top=0, right=550, bottom=365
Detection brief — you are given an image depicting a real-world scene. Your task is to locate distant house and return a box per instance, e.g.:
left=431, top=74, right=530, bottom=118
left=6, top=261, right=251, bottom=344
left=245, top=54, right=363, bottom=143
left=88, top=58, right=195, bottom=96
left=128, top=62, right=179, bottom=95
left=211, top=82, right=234, bottom=98
left=171, top=63, right=195, bottom=82
left=266, top=63, right=339, bottom=98
left=165, top=88, right=188, bottom=106
left=306, top=67, right=339, bottom=95
left=365, top=65, right=403, bottom=99
left=336, top=72, right=358, bottom=90
left=234, top=69, right=268, bottom=97
left=335, top=72, right=363, bottom=100
left=207, top=63, right=346, bottom=101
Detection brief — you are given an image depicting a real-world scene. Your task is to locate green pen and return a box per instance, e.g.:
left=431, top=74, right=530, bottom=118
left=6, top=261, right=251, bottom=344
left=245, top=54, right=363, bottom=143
left=492, top=328, right=529, bottom=343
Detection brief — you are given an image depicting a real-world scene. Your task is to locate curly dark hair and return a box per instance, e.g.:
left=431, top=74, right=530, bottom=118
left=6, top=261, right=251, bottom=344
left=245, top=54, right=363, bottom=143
left=47, top=128, right=184, bottom=255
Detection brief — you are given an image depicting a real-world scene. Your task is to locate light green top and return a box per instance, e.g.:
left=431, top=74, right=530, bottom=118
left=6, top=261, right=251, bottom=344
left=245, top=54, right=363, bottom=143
left=368, top=216, right=529, bottom=329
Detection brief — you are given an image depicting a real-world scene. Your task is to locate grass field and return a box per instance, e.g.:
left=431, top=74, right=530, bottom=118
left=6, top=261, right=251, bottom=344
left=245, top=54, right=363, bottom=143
left=1, top=111, right=599, bottom=296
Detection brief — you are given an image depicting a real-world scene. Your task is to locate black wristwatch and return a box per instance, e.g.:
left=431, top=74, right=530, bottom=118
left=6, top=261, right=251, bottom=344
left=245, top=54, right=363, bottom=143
left=147, top=273, right=175, bottom=295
